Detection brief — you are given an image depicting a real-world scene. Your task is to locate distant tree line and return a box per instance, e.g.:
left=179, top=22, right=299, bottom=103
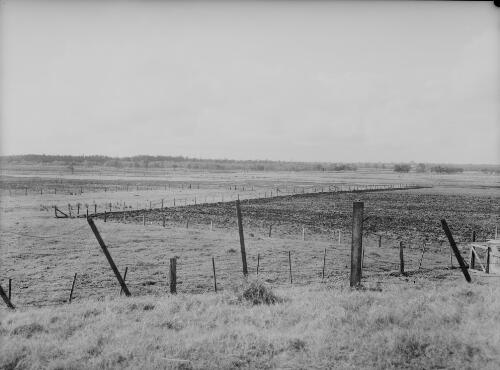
left=0, top=154, right=360, bottom=172
left=429, top=166, right=464, bottom=174
left=393, top=163, right=492, bottom=174
left=2, top=155, right=497, bottom=174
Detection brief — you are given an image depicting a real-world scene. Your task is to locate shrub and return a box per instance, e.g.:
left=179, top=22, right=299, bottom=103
left=430, top=166, right=464, bottom=174
left=394, top=164, right=411, bottom=173
left=415, top=163, right=426, bottom=173
left=239, top=280, right=282, bottom=305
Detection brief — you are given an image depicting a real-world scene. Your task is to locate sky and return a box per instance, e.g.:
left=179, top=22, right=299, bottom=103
left=1, top=1, right=499, bottom=164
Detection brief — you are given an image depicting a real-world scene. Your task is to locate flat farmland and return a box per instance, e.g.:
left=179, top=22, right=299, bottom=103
left=1, top=168, right=499, bottom=308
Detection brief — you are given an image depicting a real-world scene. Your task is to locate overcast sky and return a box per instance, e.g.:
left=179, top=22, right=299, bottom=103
left=1, top=1, right=499, bottom=164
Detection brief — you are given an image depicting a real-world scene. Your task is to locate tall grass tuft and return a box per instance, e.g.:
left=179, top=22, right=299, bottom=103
left=239, top=279, right=282, bottom=305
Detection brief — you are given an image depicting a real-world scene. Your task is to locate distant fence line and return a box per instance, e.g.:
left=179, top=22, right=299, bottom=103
left=45, top=182, right=424, bottom=219
left=3, top=180, right=422, bottom=199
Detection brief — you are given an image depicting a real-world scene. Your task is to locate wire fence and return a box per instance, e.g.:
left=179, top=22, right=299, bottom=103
left=2, top=222, right=491, bottom=309
left=2, top=183, right=498, bottom=309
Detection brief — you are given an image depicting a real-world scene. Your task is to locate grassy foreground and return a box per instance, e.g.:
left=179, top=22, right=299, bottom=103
left=1, top=279, right=499, bottom=370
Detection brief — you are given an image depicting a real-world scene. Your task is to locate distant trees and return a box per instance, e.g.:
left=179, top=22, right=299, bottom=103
left=394, top=164, right=411, bottom=173
left=416, top=163, right=426, bottom=173
left=430, top=166, right=464, bottom=174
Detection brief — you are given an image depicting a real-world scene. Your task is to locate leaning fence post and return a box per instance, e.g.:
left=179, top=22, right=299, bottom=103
left=69, top=273, right=77, bottom=303
left=288, top=251, right=293, bottom=284
left=87, top=217, right=131, bottom=296
left=0, top=284, right=14, bottom=309
left=440, top=219, right=471, bottom=282
left=235, top=200, right=248, bottom=276
left=350, top=202, right=363, bottom=287
left=212, top=257, right=217, bottom=292
left=120, top=267, right=128, bottom=295
left=170, top=258, right=177, bottom=294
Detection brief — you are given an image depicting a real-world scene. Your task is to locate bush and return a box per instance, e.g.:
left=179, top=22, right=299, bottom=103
left=416, top=163, right=426, bottom=173
left=239, top=280, right=282, bottom=305
left=394, top=164, right=411, bottom=173
left=430, top=166, right=464, bottom=174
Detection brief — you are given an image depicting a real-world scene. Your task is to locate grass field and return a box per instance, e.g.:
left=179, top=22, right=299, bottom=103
left=1, top=167, right=499, bottom=368
left=1, top=278, right=500, bottom=369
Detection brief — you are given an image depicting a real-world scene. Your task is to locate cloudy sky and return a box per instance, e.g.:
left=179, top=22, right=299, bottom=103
left=1, top=1, right=499, bottom=164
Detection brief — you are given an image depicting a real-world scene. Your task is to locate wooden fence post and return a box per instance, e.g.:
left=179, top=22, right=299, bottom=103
left=210, top=221, right=213, bottom=231
left=8, top=279, right=12, bottom=301
left=418, top=242, right=426, bottom=270
left=378, top=235, right=382, bottom=248
left=94, top=204, right=97, bottom=215
left=257, top=253, right=260, bottom=275
left=470, top=247, right=476, bottom=270
left=472, top=230, right=476, bottom=242
left=399, top=241, right=405, bottom=274
left=0, top=284, right=14, bottom=309
left=338, top=230, right=342, bottom=245
left=170, top=258, right=177, bottom=294
left=269, top=224, right=272, bottom=238
left=69, top=273, right=77, bottom=303
left=104, top=211, right=107, bottom=222
left=350, top=202, right=363, bottom=287
left=486, top=247, right=491, bottom=274
left=163, top=215, right=166, bottom=228
left=212, top=257, right=217, bottom=292
left=143, top=214, right=146, bottom=226
left=87, top=217, right=131, bottom=296
left=120, top=267, right=128, bottom=295
left=235, top=200, right=248, bottom=276
left=322, top=248, right=327, bottom=280
left=440, top=219, right=471, bottom=282
left=288, top=251, right=293, bottom=284
left=186, top=219, right=189, bottom=229
left=302, top=227, right=305, bottom=241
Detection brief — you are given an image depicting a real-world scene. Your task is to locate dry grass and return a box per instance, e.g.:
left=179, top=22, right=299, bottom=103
left=238, top=279, right=283, bottom=305
left=1, top=279, right=499, bottom=370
